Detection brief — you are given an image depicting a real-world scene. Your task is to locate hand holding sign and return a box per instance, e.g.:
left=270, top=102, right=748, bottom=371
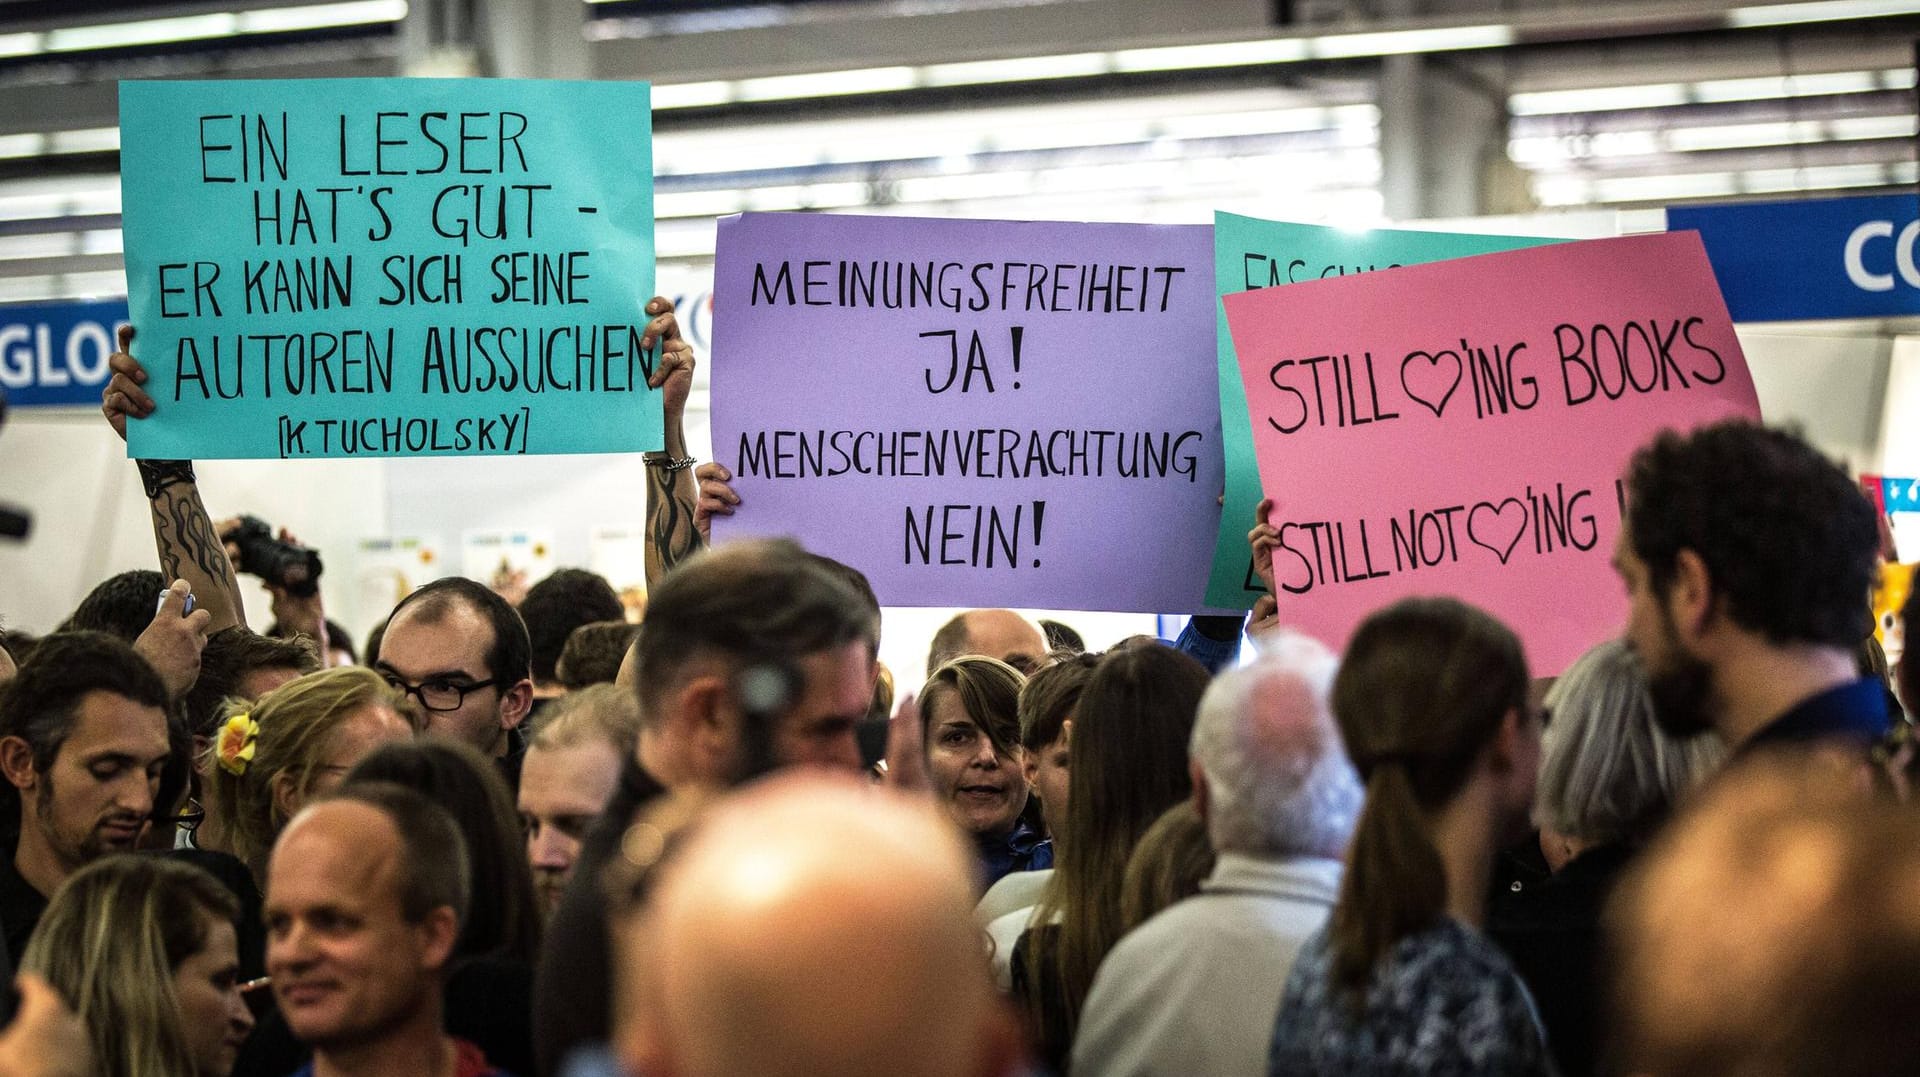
left=1225, top=231, right=1760, bottom=673
left=102, top=326, right=154, bottom=441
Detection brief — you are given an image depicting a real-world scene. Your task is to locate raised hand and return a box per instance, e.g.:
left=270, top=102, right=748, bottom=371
left=693, top=462, right=740, bottom=543
left=101, top=325, right=155, bottom=441
left=132, top=579, right=213, bottom=699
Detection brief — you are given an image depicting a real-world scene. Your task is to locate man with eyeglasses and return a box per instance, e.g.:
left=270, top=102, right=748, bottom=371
left=374, top=577, right=536, bottom=794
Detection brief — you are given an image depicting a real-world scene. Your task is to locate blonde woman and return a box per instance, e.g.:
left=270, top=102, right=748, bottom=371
left=22, top=855, right=253, bottom=1077
left=196, top=665, right=418, bottom=884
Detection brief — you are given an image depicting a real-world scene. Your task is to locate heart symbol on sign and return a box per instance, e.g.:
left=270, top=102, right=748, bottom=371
left=1400, top=350, right=1462, bottom=418
left=1467, top=498, right=1527, bottom=565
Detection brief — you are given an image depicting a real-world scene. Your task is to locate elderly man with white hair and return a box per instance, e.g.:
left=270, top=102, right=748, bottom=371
left=1069, top=634, right=1363, bottom=1077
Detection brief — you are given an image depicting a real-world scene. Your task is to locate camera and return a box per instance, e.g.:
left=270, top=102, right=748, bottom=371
left=0, top=388, right=29, bottom=541
left=224, top=515, right=323, bottom=597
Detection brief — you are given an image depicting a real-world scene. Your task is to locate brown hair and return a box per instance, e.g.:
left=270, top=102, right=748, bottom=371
left=342, top=741, right=537, bottom=963
left=1017, top=650, right=1098, bottom=752
left=1022, top=644, right=1209, bottom=1048
left=920, top=656, right=1026, bottom=762
left=556, top=621, right=641, bottom=691
left=204, top=666, right=420, bottom=880
left=182, top=629, right=320, bottom=738
left=1327, top=597, right=1527, bottom=1001
left=632, top=539, right=877, bottom=723
left=22, top=855, right=240, bottom=1077
left=530, top=683, right=643, bottom=756
left=1119, top=800, right=1215, bottom=932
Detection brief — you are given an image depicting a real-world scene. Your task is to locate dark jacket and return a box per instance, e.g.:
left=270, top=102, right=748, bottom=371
left=1487, top=836, right=1636, bottom=1077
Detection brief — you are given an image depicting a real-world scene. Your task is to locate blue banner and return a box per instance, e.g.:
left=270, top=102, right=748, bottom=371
left=0, top=299, right=130, bottom=407
left=1668, top=194, right=1920, bottom=323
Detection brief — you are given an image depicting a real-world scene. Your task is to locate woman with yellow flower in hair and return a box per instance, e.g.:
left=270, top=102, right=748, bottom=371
left=196, top=666, right=419, bottom=888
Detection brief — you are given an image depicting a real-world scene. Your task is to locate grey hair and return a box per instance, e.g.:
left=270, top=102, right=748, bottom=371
left=1534, top=638, right=1725, bottom=846
left=1189, top=633, right=1362, bottom=858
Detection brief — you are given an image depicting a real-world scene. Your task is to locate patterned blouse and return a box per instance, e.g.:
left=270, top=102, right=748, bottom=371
left=1268, top=917, right=1557, bottom=1077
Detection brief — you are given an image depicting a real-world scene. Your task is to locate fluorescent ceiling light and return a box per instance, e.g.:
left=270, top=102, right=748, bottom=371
left=0, top=232, right=84, bottom=262
left=621, top=3, right=1920, bottom=112
left=1830, top=114, right=1920, bottom=139
left=0, top=135, right=46, bottom=160
left=654, top=23, right=1508, bottom=109
left=1311, top=24, right=1513, bottom=59
left=78, top=229, right=125, bottom=257
left=47, top=14, right=236, bottom=51
left=1539, top=159, right=1915, bottom=206
left=1665, top=120, right=1818, bottom=151
left=652, top=81, right=733, bottom=109
left=654, top=189, right=747, bottom=220
left=1110, top=39, right=1308, bottom=73
left=0, top=32, right=41, bottom=59
left=1593, top=172, right=1741, bottom=202
left=0, top=184, right=120, bottom=223
left=1510, top=84, right=1690, bottom=114
left=236, top=0, right=407, bottom=34
left=922, top=53, right=1109, bottom=87
left=1691, top=69, right=1880, bottom=101
left=48, top=128, right=121, bottom=155
left=1728, top=0, right=1920, bottom=28
left=39, top=2, right=403, bottom=54
left=734, top=66, right=917, bottom=103
left=1797, top=161, right=1908, bottom=187
left=989, top=118, right=1158, bottom=153
left=1158, top=106, right=1342, bottom=140
left=0, top=272, right=129, bottom=305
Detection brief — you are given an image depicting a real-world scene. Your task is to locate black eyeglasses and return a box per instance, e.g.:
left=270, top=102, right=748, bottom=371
left=380, top=673, right=506, bottom=713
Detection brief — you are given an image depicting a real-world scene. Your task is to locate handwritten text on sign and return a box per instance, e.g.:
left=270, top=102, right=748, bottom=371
left=1201, top=212, right=1559, bottom=610
left=709, top=213, right=1220, bottom=611
left=119, top=78, right=657, bottom=460
left=1224, top=231, right=1761, bottom=673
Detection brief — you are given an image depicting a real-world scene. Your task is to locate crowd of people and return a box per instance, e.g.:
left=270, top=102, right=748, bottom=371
left=0, top=297, right=1913, bottom=1077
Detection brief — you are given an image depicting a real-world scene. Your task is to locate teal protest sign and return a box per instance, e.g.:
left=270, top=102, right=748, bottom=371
left=120, top=78, right=657, bottom=459
left=1204, top=212, right=1561, bottom=609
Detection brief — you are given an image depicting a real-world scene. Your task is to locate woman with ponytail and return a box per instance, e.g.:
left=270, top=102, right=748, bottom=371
left=1267, top=597, right=1553, bottom=1075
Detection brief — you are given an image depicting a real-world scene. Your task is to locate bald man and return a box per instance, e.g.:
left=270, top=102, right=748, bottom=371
left=1609, top=750, right=1920, bottom=1077
left=611, top=775, right=1024, bottom=1077
left=926, top=609, right=1048, bottom=676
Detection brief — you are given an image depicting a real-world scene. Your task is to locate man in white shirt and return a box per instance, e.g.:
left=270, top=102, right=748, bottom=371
left=1071, top=634, right=1363, bottom=1077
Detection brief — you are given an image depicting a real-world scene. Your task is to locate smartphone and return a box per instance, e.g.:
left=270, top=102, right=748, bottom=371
left=155, top=591, right=198, bottom=616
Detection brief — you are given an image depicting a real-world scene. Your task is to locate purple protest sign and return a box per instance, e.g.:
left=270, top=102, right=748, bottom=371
left=710, top=213, right=1221, bottom=611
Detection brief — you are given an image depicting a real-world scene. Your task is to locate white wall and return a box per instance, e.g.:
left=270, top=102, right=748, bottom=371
left=1878, top=336, right=1920, bottom=480
left=0, top=408, right=388, bottom=636
left=1736, top=324, right=1893, bottom=472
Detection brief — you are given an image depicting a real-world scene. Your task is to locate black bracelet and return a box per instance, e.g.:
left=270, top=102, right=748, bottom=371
left=136, top=459, right=196, bottom=500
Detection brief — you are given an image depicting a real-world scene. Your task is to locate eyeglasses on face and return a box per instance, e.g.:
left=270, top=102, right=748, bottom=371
left=379, top=672, right=505, bottom=712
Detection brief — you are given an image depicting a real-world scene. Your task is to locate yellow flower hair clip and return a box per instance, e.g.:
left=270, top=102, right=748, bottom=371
left=216, top=712, right=259, bottom=776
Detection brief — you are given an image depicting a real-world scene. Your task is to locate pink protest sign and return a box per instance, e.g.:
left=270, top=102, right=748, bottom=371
left=1224, top=230, right=1761, bottom=673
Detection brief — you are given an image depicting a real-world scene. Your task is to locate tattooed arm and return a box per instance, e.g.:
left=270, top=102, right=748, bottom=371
left=641, top=296, right=702, bottom=587
left=104, top=327, right=248, bottom=633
